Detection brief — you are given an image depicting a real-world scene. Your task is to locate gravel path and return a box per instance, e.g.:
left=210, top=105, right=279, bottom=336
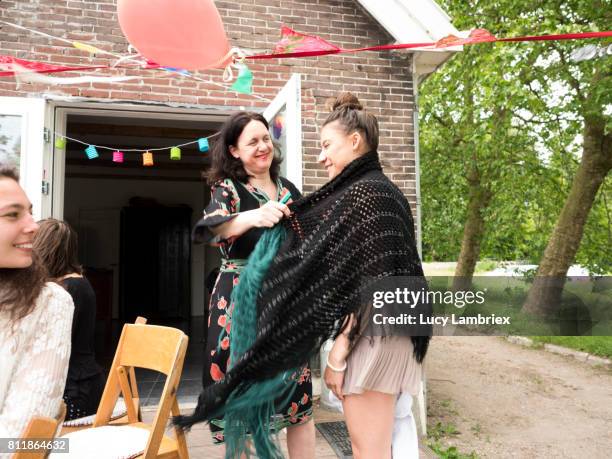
left=426, top=336, right=612, bottom=458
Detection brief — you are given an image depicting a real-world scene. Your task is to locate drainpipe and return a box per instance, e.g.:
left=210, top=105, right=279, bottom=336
left=412, top=59, right=423, bottom=260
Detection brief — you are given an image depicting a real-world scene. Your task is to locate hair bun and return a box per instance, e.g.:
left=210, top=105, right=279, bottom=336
left=326, top=92, right=363, bottom=112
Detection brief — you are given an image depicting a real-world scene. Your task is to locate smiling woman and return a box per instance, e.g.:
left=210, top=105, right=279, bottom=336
left=190, top=112, right=315, bottom=457
left=0, top=163, right=74, bottom=439
left=0, top=179, right=35, bottom=266
left=0, top=164, right=43, bottom=315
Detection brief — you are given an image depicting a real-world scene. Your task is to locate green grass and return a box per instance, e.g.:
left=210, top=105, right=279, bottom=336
left=475, top=260, right=498, bottom=272
left=421, top=275, right=612, bottom=337
left=530, top=336, right=612, bottom=359
left=427, top=421, right=479, bottom=458
left=428, top=443, right=479, bottom=459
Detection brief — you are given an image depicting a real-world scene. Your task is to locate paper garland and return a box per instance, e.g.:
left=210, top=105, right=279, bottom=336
left=53, top=131, right=216, bottom=167
left=0, top=55, right=107, bottom=77
left=247, top=26, right=612, bottom=60
left=2, top=20, right=610, bottom=96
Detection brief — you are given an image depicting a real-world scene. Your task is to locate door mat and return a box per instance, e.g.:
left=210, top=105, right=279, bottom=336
left=316, top=421, right=353, bottom=458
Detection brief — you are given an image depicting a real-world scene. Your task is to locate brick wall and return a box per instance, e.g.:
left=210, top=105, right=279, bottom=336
left=0, top=0, right=417, bottom=210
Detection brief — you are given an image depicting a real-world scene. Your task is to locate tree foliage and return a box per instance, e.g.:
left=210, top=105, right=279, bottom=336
left=420, top=0, right=611, bottom=276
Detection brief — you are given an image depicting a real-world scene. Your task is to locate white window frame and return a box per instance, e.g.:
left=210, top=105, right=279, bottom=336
left=263, top=74, right=303, bottom=191
left=0, top=97, right=48, bottom=220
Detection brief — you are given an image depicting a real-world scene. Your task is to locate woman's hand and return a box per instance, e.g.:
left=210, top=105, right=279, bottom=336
left=245, top=201, right=291, bottom=228
left=324, top=356, right=346, bottom=401
left=212, top=201, right=290, bottom=240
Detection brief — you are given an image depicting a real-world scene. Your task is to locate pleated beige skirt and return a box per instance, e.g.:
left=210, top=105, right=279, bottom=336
left=342, top=336, right=422, bottom=396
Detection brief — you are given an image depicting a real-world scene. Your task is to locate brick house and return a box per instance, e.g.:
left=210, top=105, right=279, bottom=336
left=0, top=0, right=458, bottom=325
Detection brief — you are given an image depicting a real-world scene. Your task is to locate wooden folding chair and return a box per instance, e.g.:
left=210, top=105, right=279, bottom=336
left=56, top=322, right=189, bottom=459
left=14, top=402, right=66, bottom=459
left=60, top=317, right=147, bottom=436
left=114, top=316, right=148, bottom=425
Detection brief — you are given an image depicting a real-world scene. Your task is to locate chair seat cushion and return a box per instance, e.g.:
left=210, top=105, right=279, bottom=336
left=49, top=425, right=149, bottom=459
left=63, top=398, right=128, bottom=427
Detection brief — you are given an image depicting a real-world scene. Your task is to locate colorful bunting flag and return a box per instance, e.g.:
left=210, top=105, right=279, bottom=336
left=0, top=55, right=106, bottom=77
left=230, top=64, right=253, bottom=95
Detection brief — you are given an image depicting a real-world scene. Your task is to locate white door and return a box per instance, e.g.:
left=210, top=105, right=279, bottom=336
left=263, top=74, right=303, bottom=191
left=0, top=97, right=49, bottom=220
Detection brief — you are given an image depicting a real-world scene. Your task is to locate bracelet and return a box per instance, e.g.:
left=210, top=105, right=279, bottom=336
left=326, top=355, right=347, bottom=372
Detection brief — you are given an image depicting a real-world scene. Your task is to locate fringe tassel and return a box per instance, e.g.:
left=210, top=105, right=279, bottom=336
left=174, top=225, right=296, bottom=459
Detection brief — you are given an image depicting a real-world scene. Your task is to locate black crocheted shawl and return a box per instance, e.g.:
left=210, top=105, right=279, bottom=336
left=253, top=148, right=428, bottom=362
left=177, top=150, right=430, bottom=429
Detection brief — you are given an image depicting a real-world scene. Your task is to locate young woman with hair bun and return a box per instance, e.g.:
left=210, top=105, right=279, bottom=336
left=320, top=93, right=426, bottom=458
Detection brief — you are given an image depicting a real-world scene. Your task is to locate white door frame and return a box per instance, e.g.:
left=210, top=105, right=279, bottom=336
left=263, top=74, right=303, bottom=191
left=0, top=96, right=47, bottom=220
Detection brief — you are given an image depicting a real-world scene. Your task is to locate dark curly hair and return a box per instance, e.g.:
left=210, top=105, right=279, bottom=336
left=0, top=164, right=48, bottom=324
left=207, top=111, right=282, bottom=185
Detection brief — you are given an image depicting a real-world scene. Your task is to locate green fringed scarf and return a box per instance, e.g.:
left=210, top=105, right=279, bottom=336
left=222, top=225, right=298, bottom=458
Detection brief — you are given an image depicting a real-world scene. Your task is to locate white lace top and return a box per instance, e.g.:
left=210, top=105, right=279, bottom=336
left=0, top=282, right=74, bottom=439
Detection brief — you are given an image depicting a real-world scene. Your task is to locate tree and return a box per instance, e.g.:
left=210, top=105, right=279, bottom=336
left=516, top=2, right=612, bottom=315
left=420, top=5, right=547, bottom=288
left=420, top=0, right=611, bottom=304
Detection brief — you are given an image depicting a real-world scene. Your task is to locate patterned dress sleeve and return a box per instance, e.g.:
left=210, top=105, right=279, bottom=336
left=0, top=283, right=74, bottom=438
left=193, top=179, right=241, bottom=246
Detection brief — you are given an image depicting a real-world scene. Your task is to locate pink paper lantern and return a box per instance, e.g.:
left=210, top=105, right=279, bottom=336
left=113, top=151, right=124, bottom=163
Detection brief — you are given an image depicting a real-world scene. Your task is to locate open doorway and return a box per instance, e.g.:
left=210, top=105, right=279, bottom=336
left=45, top=74, right=302, bottom=403
left=58, top=112, right=224, bottom=356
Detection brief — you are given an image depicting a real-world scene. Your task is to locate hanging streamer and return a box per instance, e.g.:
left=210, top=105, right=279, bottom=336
left=0, top=20, right=265, bottom=100
left=0, top=55, right=106, bottom=77
left=247, top=26, right=612, bottom=60
left=230, top=64, right=253, bottom=95
left=72, top=41, right=106, bottom=55
left=11, top=63, right=143, bottom=86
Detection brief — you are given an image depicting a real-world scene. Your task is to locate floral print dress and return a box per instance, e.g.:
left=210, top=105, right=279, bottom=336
left=193, top=177, right=313, bottom=443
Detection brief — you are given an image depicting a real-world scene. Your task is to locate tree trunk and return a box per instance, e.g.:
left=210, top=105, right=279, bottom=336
left=453, top=170, right=492, bottom=291
left=523, top=116, right=612, bottom=316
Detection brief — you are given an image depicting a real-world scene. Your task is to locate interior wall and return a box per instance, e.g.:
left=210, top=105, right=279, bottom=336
left=63, top=176, right=217, bottom=318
